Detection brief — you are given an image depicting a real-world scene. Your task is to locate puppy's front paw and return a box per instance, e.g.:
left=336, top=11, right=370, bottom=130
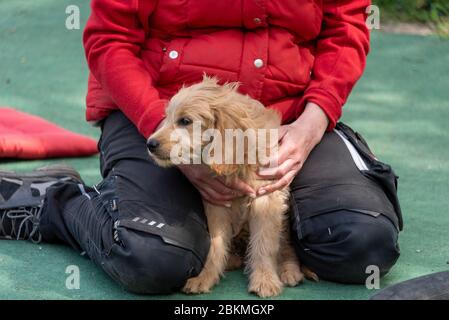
left=280, top=263, right=304, bottom=287
left=249, top=270, right=283, bottom=298
left=182, top=274, right=218, bottom=294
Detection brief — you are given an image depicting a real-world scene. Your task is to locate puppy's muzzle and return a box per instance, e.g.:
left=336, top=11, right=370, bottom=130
left=146, top=138, right=160, bottom=153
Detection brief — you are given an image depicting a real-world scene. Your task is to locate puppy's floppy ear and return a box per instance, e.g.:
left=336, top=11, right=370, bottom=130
left=208, top=107, right=242, bottom=176
left=210, top=104, right=254, bottom=176
left=213, top=105, right=256, bottom=145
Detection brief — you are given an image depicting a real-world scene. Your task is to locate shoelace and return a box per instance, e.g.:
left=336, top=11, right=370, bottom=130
left=0, top=206, right=43, bottom=243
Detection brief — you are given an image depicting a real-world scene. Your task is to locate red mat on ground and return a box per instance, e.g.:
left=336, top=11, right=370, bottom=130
left=0, top=107, right=98, bottom=159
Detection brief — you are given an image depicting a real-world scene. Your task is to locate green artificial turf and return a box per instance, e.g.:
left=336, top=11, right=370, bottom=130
left=1, top=0, right=448, bottom=300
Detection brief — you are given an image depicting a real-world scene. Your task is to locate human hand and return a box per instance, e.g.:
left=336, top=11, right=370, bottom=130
left=257, top=102, right=329, bottom=195
left=178, top=164, right=256, bottom=207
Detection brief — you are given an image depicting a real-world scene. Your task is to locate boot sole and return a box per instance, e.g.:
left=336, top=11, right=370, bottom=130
left=0, top=164, right=83, bottom=184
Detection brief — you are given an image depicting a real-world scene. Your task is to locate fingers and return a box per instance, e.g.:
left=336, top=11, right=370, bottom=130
left=264, top=144, right=290, bottom=170
left=195, top=177, right=240, bottom=206
left=278, top=125, right=289, bottom=141
left=196, top=178, right=240, bottom=207
left=220, top=177, right=256, bottom=198
left=258, top=169, right=298, bottom=195
left=199, top=177, right=255, bottom=205
left=203, top=183, right=236, bottom=201
left=258, top=137, right=296, bottom=176
left=200, top=177, right=239, bottom=197
left=179, top=164, right=240, bottom=205
left=257, top=158, right=296, bottom=180
left=178, top=163, right=256, bottom=203
left=198, top=189, right=231, bottom=208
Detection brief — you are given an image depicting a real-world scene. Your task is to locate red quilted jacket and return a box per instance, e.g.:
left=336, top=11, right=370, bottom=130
left=84, top=0, right=370, bottom=138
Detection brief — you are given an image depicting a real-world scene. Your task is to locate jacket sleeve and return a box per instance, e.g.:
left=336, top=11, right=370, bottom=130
left=277, top=0, right=370, bottom=130
left=83, top=0, right=167, bottom=138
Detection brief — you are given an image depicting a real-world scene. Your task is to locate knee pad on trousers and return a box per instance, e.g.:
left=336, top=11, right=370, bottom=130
left=103, top=227, right=207, bottom=294
left=294, top=211, right=400, bottom=284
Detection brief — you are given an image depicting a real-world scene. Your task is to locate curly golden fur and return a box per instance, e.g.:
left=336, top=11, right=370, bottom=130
left=148, top=76, right=303, bottom=297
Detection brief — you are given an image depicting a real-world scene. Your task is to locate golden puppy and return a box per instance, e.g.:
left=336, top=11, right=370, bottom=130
left=147, top=76, right=303, bottom=297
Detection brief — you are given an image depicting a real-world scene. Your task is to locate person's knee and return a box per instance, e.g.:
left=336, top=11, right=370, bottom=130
left=105, top=229, right=207, bottom=294
left=297, top=215, right=400, bottom=284
left=335, top=218, right=400, bottom=283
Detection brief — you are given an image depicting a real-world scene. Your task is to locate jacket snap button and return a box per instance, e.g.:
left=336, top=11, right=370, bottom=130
left=253, top=17, right=262, bottom=24
left=169, top=50, right=179, bottom=59
left=254, top=58, right=264, bottom=68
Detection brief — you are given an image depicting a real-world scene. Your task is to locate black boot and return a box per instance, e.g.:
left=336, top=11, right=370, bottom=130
left=0, top=164, right=83, bottom=243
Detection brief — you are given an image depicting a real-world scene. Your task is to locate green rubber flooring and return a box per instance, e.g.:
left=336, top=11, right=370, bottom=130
left=1, top=0, right=448, bottom=300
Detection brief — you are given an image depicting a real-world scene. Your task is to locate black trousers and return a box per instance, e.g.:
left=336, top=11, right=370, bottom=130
left=39, top=112, right=401, bottom=294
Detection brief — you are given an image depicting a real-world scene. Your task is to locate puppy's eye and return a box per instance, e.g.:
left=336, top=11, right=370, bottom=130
left=177, top=117, right=192, bottom=126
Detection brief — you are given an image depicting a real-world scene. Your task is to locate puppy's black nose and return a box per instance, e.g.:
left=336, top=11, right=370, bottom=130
left=147, top=138, right=160, bottom=152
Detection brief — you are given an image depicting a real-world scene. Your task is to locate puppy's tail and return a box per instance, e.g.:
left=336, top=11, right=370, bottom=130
left=301, top=266, right=320, bottom=282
